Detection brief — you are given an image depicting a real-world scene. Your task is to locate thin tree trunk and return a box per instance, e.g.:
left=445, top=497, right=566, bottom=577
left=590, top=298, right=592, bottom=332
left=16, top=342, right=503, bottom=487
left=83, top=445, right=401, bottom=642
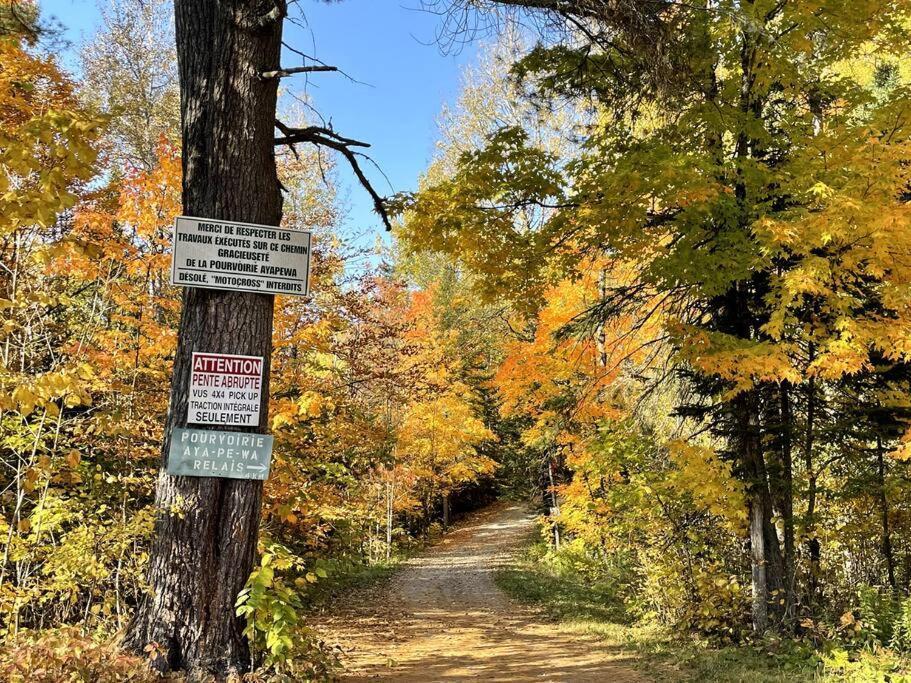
left=386, top=480, right=393, bottom=561
left=442, top=492, right=450, bottom=528
left=804, top=365, right=820, bottom=606
left=779, top=381, right=795, bottom=622
left=876, top=434, right=896, bottom=590
left=547, top=458, right=561, bottom=551
left=750, top=501, right=768, bottom=633
left=124, top=0, right=285, bottom=676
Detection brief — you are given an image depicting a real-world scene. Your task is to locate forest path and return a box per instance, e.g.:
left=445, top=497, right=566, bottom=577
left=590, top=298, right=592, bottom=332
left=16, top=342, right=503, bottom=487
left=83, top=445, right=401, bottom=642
left=312, top=502, right=647, bottom=682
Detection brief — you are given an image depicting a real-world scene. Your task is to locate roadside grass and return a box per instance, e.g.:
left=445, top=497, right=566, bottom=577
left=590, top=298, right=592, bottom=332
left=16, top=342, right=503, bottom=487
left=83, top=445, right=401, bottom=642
left=496, top=543, right=911, bottom=682
left=302, top=554, right=404, bottom=609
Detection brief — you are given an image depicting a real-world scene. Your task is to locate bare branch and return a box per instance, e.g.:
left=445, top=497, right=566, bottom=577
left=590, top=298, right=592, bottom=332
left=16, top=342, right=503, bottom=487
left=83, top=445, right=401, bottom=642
left=261, top=65, right=338, bottom=79
left=274, top=120, right=392, bottom=231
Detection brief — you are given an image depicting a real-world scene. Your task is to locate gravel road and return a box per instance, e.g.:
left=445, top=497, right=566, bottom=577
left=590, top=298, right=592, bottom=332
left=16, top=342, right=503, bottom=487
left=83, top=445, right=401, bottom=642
left=312, top=502, right=648, bottom=682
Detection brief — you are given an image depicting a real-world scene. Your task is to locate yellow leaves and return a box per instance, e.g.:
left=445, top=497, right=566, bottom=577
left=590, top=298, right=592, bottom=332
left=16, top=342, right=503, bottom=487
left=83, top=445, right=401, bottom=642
left=5, top=368, right=94, bottom=418
left=397, top=389, right=496, bottom=490
left=296, top=391, right=332, bottom=418
left=11, top=385, right=38, bottom=417
left=665, top=441, right=747, bottom=532
left=808, top=181, right=837, bottom=202
left=809, top=338, right=871, bottom=379
left=270, top=404, right=297, bottom=431
left=0, top=72, right=103, bottom=234
left=673, top=324, right=799, bottom=396
left=889, top=430, right=911, bottom=461
left=271, top=391, right=338, bottom=431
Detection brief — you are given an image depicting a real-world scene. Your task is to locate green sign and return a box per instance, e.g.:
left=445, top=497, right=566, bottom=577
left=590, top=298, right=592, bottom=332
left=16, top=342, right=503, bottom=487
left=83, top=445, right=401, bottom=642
left=167, top=427, right=273, bottom=480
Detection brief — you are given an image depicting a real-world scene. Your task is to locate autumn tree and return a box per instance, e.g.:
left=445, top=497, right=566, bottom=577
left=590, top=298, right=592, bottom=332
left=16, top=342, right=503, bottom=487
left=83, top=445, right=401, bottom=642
left=0, top=8, right=106, bottom=631
left=402, top=0, right=911, bottom=634
left=80, top=0, right=180, bottom=172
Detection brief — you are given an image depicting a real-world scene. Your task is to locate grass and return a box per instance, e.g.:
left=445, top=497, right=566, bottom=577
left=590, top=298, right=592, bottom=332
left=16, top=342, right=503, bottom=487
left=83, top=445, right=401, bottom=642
left=302, top=554, right=405, bottom=609
left=495, top=543, right=911, bottom=683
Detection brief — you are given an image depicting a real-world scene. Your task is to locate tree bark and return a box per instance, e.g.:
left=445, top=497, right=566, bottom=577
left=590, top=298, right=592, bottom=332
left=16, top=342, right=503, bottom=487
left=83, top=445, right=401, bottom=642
left=386, top=479, right=393, bottom=561
left=734, top=388, right=783, bottom=633
left=750, top=500, right=768, bottom=633
left=547, top=457, right=561, bottom=550
left=124, top=0, right=285, bottom=676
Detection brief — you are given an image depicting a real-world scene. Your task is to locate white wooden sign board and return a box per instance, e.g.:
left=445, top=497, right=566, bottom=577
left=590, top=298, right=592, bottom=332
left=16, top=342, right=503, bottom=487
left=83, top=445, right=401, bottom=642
left=188, top=352, right=263, bottom=427
left=170, top=216, right=311, bottom=296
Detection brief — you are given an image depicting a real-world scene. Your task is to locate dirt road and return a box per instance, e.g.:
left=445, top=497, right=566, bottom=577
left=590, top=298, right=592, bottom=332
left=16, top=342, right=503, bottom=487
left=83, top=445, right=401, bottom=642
left=312, top=502, right=647, bottom=682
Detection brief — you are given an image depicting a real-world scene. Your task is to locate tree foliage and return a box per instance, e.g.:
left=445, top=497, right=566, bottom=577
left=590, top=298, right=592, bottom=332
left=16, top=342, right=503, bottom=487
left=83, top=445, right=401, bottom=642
left=400, top=0, right=911, bottom=640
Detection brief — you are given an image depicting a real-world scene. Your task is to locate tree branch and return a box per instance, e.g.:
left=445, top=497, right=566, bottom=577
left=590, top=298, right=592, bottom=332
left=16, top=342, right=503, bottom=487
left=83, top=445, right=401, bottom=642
left=274, top=120, right=392, bottom=230
left=261, top=65, right=338, bottom=79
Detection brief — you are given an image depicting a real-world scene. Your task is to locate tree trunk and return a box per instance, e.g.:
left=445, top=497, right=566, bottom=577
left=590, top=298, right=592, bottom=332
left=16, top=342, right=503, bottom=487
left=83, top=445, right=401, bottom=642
left=124, top=0, right=285, bottom=676
left=386, top=479, right=393, bottom=561
left=750, top=500, right=768, bottom=633
left=734, top=387, right=783, bottom=633
left=778, top=382, right=795, bottom=622
left=442, top=492, right=450, bottom=528
left=547, top=458, right=561, bottom=550
left=876, top=435, right=896, bottom=590
left=804, top=369, right=821, bottom=607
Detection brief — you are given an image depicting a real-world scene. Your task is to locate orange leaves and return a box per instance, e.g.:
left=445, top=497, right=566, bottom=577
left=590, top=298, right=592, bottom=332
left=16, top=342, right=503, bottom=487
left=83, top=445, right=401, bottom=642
left=116, top=139, right=181, bottom=243
left=496, top=255, right=664, bottom=459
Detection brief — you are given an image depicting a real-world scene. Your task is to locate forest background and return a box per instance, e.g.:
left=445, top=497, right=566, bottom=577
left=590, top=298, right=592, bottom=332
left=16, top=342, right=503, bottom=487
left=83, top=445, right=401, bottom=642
left=5, top=0, right=911, bottom=680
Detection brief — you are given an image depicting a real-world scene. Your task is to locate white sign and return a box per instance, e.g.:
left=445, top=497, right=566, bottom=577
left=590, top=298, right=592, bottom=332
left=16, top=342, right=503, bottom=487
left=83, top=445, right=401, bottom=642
left=188, top=352, right=263, bottom=427
left=171, top=216, right=311, bottom=296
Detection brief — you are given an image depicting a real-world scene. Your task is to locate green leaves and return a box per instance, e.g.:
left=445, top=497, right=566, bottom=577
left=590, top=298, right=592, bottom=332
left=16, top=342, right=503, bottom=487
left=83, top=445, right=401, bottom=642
left=398, top=126, right=567, bottom=310
left=236, top=540, right=335, bottom=672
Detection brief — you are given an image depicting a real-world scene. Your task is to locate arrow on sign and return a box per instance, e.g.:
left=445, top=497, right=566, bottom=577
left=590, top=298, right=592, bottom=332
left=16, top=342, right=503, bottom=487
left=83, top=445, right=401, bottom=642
left=246, top=464, right=267, bottom=472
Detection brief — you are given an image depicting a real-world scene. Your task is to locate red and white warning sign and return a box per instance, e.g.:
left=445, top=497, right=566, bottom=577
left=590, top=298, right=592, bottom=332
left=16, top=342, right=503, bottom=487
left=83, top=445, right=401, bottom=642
left=188, top=352, right=264, bottom=427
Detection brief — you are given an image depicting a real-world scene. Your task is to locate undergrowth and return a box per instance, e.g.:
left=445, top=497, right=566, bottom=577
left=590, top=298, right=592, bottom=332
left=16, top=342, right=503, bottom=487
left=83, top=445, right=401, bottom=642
left=496, top=540, right=911, bottom=683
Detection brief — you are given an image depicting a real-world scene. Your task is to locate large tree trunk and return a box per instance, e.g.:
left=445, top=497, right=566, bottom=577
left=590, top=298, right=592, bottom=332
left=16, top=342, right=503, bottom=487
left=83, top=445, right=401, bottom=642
left=124, top=0, right=285, bottom=676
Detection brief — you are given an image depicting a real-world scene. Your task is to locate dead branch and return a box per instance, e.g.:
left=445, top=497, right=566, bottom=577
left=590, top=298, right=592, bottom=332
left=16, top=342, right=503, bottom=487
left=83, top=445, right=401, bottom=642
left=261, top=65, right=338, bottom=79
left=274, top=120, right=392, bottom=231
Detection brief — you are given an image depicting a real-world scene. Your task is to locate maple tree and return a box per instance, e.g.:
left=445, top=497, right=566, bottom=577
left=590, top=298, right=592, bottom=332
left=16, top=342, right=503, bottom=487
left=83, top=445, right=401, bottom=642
left=402, top=0, right=911, bottom=636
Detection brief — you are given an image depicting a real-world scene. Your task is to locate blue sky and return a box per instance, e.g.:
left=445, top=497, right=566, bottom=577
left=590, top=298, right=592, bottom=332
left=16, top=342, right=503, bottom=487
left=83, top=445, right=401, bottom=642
left=41, top=0, right=479, bottom=242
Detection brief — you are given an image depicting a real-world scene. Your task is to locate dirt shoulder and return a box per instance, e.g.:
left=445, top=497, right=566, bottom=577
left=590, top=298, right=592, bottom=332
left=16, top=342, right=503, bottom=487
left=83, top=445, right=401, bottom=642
left=310, top=502, right=647, bottom=682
